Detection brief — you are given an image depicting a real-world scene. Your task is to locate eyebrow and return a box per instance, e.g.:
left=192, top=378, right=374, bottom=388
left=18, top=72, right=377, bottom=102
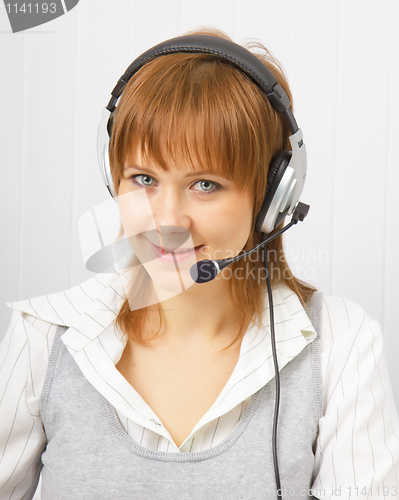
left=123, top=165, right=221, bottom=178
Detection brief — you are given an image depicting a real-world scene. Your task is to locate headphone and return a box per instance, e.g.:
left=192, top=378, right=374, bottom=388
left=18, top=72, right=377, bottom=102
left=97, top=34, right=307, bottom=235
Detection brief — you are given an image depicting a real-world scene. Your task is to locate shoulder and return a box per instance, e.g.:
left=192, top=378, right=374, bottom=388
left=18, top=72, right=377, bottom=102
left=318, top=294, right=378, bottom=354
left=275, top=287, right=381, bottom=359
left=315, top=293, right=391, bottom=417
left=6, top=271, right=124, bottom=328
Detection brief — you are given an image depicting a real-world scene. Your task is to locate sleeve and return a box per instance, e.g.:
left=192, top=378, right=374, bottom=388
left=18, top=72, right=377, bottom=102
left=311, top=296, right=399, bottom=500
left=0, top=310, right=58, bottom=500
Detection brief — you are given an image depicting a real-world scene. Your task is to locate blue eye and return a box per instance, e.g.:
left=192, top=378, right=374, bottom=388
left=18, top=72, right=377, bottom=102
left=130, top=174, right=155, bottom=188
left=193, top=180, right=220, bottom=193
left=128, top=175, right=220, bottom=194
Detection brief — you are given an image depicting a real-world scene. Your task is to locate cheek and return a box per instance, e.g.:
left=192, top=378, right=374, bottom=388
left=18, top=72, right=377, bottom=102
left=202, top=198, right=253, bottom=246
left=118, top=179, right=130, bottom=196
left=234, top=204, right=254, bottom=241
left=237, top=202, right=255, bottom=249
left=117, top=183, right=158, bottom=237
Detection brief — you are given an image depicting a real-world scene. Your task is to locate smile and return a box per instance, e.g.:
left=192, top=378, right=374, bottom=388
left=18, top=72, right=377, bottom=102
left=147, top=239, right=203, bottom=264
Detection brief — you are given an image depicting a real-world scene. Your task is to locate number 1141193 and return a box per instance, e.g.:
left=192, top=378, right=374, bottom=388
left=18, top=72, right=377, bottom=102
left=5, top=3, right=57, bottom=14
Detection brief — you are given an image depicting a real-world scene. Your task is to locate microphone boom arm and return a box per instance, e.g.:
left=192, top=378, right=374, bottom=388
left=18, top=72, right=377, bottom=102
left=191, top=202, right=309, bottom=283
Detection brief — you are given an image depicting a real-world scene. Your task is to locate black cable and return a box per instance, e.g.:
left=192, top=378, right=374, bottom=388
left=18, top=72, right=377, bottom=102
left=263, top=234, right=282, bottom=500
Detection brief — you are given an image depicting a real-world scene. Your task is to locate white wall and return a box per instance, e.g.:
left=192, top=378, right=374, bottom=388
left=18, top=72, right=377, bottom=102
left=1, top=0, right=398, bottom=408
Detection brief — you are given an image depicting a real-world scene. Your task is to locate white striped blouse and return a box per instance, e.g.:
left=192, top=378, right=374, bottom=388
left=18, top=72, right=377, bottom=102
left=1, top=271, right=398, bottom=499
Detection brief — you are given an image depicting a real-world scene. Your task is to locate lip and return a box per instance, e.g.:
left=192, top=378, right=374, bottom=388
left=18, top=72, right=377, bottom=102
left=147, top=239, right=203, bottom=264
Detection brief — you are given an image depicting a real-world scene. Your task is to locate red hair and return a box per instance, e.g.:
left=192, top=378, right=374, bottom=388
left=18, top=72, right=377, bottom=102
left=109, top=28, right=316, bottom=350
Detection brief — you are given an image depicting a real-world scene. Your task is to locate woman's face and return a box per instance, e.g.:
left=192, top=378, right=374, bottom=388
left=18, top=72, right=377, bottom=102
left=117, top=152, right=254, bottom=296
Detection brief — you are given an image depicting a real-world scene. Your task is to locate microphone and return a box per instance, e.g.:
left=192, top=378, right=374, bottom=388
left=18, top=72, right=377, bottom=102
left=190, top=202, right=309, bottom=284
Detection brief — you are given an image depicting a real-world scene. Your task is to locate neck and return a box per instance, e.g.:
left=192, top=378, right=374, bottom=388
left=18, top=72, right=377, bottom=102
left=146, top=275, right=242, bottom=351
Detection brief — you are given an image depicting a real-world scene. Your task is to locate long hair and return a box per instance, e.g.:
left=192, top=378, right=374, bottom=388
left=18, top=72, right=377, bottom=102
left=109, top=28, right=316, bottom=350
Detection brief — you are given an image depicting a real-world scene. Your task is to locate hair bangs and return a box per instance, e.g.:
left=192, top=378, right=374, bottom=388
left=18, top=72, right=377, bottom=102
left=110, top=52, right=273, bottom=195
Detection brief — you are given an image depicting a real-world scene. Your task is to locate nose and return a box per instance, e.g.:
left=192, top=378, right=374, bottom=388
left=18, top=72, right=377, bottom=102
left=151, top=188, right=192, bottom=250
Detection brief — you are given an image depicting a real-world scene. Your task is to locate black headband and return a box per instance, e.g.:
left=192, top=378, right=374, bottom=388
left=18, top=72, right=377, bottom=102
left=105, top=34, right=298, bottom=134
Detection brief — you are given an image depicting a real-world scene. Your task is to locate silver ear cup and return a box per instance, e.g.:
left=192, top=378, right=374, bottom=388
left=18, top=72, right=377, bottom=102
left=259, top=166, right=297, bottom=234
left=97, top=108, right=116, bottom=198
left=255, top=128, right=307, bottom=235
left=287, top=128, right=306, bottom=214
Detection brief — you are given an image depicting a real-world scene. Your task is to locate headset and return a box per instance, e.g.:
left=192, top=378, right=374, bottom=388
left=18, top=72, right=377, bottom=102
left=97, top=34, right=307, bottom=235
left=97, top=34, right=309, bottom=499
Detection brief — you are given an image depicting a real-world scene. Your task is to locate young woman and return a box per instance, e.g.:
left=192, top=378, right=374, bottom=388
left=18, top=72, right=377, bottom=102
left=1, top=29, right=398, bottom=500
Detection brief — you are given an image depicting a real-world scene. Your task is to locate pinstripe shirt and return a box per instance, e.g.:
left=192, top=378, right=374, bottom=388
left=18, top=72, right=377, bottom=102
left=1, top=270, right=398, bottom=499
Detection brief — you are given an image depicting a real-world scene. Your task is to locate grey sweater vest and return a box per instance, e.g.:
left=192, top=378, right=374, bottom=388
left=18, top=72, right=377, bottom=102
left=40, top=293, right=323, bottom=500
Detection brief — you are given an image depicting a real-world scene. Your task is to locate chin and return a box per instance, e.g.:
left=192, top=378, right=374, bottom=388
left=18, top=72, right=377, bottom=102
left=143, top=262, right=195, bottom=296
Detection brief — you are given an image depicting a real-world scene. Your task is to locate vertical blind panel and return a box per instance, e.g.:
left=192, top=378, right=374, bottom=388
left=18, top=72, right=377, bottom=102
left=236, top=0, right=292, bottom=65
left=331, top=0, right=391, bottom=322
left=180, top=0, right=237, bottom=39
left=284, top=1, right=341, bottom=293
left=128, top=0, right=180, bottom=50
left=0, top=34, right=24, bottom=334
left=383, top=0, right=399, bottom=407
left=18, top=15, right=77, bottom=298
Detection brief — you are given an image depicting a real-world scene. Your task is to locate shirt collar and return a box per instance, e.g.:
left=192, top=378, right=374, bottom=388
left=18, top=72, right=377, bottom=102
left=7, top=272, right=316, bottom=358
left=6, top=271, right=124, bottom=333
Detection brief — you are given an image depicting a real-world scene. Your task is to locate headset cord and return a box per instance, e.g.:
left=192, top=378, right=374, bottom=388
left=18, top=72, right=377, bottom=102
left=263, top=234, right=282, bottom=500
